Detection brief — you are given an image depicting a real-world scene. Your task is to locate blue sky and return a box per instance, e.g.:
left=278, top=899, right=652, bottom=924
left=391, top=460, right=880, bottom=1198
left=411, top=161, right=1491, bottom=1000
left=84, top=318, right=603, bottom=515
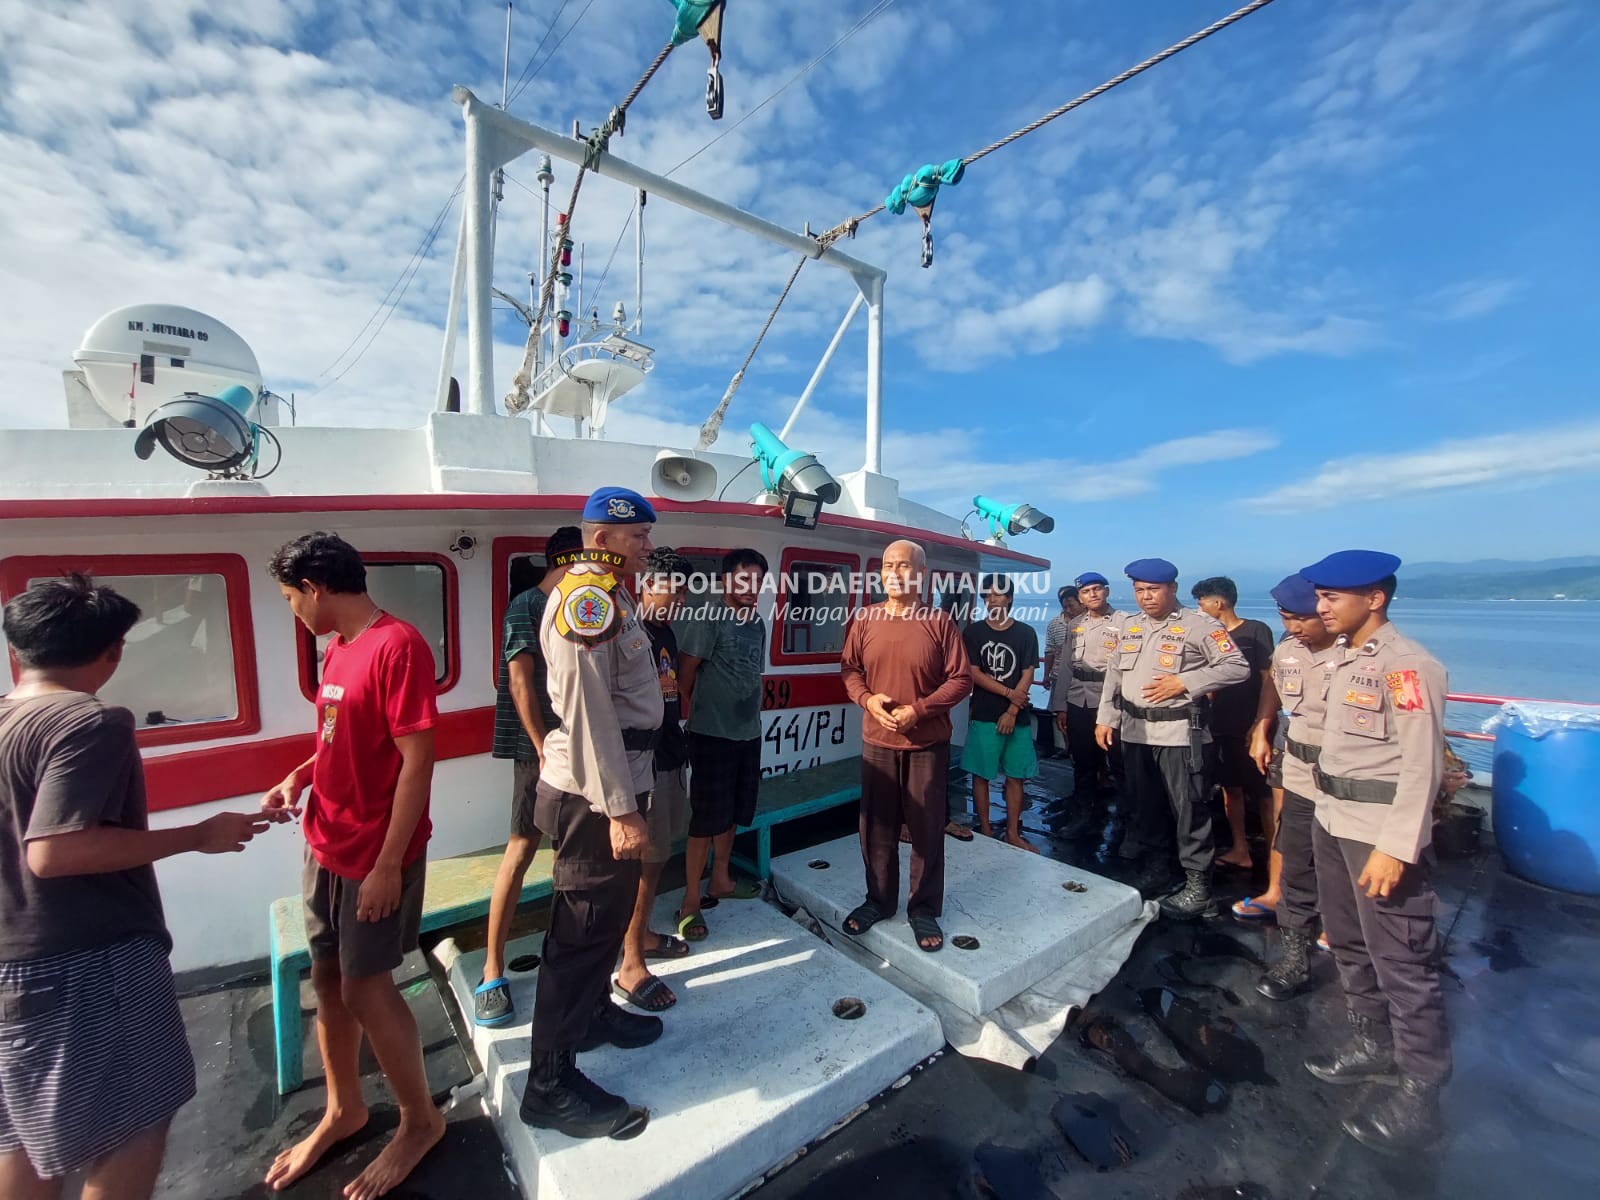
left=1, top=0, right=1596, bottom=582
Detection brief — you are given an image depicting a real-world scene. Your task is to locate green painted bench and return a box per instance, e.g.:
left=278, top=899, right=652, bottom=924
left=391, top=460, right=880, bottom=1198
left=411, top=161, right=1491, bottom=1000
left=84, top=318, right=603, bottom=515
left=269, top=844, right=557, bottom=1094
left=268, top=755, right=863, bottom=1094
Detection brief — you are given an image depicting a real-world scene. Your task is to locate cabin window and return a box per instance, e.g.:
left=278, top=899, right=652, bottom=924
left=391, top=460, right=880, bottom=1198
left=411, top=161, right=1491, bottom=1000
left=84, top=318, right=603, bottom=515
left=298, top=554, right=459, bottom=698
left=772, top=549, right=859, bottom=666
left=0, top=553, right=261, bottom=748
left=864, top=557, right=885, bottom=606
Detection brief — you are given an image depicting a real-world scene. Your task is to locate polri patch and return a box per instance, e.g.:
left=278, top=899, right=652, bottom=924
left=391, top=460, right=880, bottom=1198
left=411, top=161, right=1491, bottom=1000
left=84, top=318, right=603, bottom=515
left=1208, top=629, right=1235, bottom=653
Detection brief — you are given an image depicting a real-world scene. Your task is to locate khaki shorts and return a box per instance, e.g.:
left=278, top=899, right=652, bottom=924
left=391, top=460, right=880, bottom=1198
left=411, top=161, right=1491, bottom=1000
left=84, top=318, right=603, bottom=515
left=511, top=758, right=541, bottom=841
left=302, top=850, right=426, bottom=979
left=644, top=766, right=689, bottom=864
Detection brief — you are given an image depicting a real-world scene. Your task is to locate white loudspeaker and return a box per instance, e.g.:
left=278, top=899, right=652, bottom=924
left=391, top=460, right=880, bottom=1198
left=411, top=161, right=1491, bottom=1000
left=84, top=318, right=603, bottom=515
left=650, top=448, right=718, bottom=501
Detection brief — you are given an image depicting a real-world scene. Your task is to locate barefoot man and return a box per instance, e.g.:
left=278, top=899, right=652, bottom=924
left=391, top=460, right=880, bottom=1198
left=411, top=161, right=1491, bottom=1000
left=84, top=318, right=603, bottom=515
left=262, top=533, right=445, bottom=1197
left=840, top=540, right=972, bottom=953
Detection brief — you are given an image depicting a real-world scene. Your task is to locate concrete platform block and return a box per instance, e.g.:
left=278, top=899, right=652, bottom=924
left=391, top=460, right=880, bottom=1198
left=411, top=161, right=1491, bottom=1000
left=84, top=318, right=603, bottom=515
left=769, top=832, right=1143, bottom=1015
left=433, top=888, right=942, bottom=1200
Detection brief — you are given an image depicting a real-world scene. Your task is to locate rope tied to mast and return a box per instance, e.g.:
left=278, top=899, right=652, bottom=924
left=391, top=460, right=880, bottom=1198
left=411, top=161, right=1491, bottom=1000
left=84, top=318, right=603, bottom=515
left=695, top=255, right=808, bottom=450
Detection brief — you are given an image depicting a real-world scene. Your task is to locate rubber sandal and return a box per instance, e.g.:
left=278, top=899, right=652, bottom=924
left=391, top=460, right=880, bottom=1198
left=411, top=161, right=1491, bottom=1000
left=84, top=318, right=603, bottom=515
left=945, top=821, right=975, bottom=842
left=843, top=903, right=886, bottom=936
left=676, top=910, right=709, bottom=942
left=703, top=877, right=761, bottom=903
left=473, top=977, right=515, bottom=1028
left=909, top=914, right=944, bottom=953
left=645, top=933, right=690, bottom=960
left=612, top=974, right=677, bottom=1012
left=1216, top=857, right=1253, bottom=872
left=1231, top=896, right=1276, bottom=921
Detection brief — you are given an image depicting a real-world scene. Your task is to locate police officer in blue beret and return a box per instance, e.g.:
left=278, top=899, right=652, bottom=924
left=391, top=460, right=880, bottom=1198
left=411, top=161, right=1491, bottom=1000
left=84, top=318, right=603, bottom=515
left=1242, top=573, right=1340, bottom=1001
left=1094, top=559, right=1250, bottom=916
left=520, top=487, right=665, bottom=1138
left=1045, top=571, right=1123, bottom=837
left=1297, top=550, right=1451, bottom=1154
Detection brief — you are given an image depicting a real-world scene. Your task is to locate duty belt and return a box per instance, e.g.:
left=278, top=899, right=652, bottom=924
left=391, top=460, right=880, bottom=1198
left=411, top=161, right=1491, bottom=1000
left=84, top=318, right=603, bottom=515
left=1114, top=695, right=1191, bottom=722
left=1071, top=665, right=1106, bottom=682
left=621, top=727, right=661, bottom=753
left=1313, top=766, right=1397, bottom=805
left=1286, top=737, right=1321, bottom=764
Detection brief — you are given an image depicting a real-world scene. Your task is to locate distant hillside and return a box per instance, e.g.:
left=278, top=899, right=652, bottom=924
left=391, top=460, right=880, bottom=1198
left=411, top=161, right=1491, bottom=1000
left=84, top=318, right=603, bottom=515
left=1404, top=565, right=1600, bottom=601
left=1404, top=555, right=1600, bottom=578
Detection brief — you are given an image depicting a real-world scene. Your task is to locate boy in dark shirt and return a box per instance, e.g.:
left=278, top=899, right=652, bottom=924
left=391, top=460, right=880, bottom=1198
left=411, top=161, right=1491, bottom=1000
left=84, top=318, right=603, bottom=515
left=1192, top=576, right=1276, bottom=871
left=0, top=575, right=267, bottom=1200
left=960, top=575, right=1040, bottom=851
left=261, top=533, right=444, bottom=1199
left=614, top=549, right=693, bottom=1012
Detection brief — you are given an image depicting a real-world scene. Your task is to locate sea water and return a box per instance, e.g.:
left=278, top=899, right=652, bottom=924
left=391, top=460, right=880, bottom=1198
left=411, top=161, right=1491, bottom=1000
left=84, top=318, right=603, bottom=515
left=1021, top=599, right=1600, bottom=778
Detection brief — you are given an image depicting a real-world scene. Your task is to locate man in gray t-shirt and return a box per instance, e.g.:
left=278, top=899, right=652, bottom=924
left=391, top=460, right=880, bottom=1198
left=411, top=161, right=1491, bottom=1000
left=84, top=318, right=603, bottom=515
left=672, top=549, right=768, bottom=939
left=0, top=575, right=267, bottom=1196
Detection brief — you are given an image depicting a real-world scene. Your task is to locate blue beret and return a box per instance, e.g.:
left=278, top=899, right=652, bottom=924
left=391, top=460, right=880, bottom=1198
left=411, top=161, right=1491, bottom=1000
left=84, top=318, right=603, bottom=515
left=1075, top=571, right=1109, bottom=587
left=582, top=486, right=656, bottom=525
left=1124, top=557, right=1178, bottom=584
left=1270, top=573, right=1320, bottom=616
left=1300, top=549, right=1401, bottom=589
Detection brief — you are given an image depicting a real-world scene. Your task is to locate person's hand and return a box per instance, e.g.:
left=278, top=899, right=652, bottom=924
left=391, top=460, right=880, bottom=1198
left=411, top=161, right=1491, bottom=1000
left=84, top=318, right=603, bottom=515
left=1249, top=727, right=1273, bottom=775
left=1358, top=850, right=1406, bottom=899
left=357, top=861, right=403, bottom=922
left=192, top=812, right=273, bottom=854
left=530, top=732, right=547, bottom=762
left=1009, top=688, right=1030, bottom=709
left=1042, top=674, right=1055, bottom=692
left=997, top=709, right=1017, bottom=736
left=1054, top=710, right=1070, bottom=736
left=1442, top=767, right=1470, bottom=797
left=1141, top=675, right=1188, bottom=704
left=1095, top=724, right=1116, bottom=752
left=864, top=693, right=899, bottom=731
left=887, top=704, right=918, bottom=733
left=261, top=772, right=306, bottom=822
left=610, top=812, right=648, bottom=861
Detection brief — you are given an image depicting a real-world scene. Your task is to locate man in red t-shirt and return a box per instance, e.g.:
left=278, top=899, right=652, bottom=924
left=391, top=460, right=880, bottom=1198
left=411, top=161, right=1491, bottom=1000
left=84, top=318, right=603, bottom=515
left=259, top=532, right=444, bottom=1198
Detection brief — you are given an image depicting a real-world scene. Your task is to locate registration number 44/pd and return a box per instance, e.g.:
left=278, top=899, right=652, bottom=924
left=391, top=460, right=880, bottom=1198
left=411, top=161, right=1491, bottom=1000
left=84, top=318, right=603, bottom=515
left=763, top=706, right=847, bottom=763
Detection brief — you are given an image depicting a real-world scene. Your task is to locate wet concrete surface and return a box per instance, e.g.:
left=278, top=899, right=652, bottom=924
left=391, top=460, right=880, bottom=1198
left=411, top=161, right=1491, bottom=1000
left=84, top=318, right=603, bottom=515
left=156, top=759, right=1600, bottom=1199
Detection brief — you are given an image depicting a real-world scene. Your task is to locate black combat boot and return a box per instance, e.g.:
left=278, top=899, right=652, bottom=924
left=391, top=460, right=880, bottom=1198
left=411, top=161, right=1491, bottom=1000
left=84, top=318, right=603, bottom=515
left=576, top=997, right=664, bottom=1051
left=1342, top=1075, right=1443, bottom=1154
left=519, top=1048, right=633, bottom=1138
left=1158, top=869, right=1217, bottom=920
left=1129, top=856, right=1184, bottom=900
left=1257, top=927, right=1313, bottom=1001
left=1305, top=1011, right=1398, bottom=1085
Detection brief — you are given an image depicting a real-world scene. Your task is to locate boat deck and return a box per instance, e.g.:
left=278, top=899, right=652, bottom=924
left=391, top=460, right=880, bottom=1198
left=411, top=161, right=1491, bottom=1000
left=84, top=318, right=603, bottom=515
left=153, top=759, right=1600, bottom=1200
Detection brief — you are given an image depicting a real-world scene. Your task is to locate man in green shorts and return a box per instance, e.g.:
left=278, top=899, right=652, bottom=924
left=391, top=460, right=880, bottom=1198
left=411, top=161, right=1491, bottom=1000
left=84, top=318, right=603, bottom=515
left=960, top=575, right=1039, bottom=851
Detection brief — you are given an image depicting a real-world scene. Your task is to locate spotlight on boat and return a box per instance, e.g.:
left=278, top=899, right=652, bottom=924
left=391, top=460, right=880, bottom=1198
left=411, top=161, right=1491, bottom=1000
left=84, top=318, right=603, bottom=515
left=749, top=422, right=840, bottom=530
left=974, top=494, right=1055, bottom=545
left=135, top=385, right=262, bottom=474
left=650, top=447, right=718, bottom=502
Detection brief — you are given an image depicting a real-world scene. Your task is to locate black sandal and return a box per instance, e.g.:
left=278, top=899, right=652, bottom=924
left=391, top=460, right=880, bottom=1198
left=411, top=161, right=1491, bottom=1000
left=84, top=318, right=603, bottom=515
left=645, top=933, right=691, bottom=960
left=612, top=973, right=677, bottom=1012
left=909, top=914, right=944, bottom=952
left=843, top=903, right=886, bottom=936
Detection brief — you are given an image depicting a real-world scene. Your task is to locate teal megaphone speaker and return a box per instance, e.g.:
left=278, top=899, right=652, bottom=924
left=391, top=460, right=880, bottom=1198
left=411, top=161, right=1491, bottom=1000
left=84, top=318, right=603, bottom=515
left=974, top=494, right=1056, bottom=539
left=748, top=422, right=841, bottom=504
left=135, top=384, right=260, bottom=472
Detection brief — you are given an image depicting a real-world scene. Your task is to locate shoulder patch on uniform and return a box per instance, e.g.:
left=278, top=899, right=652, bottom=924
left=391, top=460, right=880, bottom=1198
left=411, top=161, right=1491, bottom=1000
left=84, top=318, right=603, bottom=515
left=1208, top=628, right=1235, bottom=653
left=552, top=565, right=622, bottom=646
left=1386, top=669, right=1427, bottom=712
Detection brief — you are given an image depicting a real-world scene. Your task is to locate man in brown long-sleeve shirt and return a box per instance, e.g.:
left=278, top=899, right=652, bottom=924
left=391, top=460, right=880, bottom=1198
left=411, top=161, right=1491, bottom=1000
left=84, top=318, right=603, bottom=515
left=840, top=540, right=973, bottom=951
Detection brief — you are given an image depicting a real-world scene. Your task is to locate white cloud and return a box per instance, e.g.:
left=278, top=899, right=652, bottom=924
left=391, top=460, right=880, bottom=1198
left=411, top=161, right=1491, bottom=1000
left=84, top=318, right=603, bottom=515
left=1242, top=420, right=1600, bottom=511
left=1424, top=278, right=1521, bottom=322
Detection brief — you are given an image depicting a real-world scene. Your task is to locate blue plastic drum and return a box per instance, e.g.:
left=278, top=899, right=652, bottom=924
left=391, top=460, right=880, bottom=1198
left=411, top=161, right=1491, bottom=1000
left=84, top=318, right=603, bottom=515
left=1491, top=702, right=1600, bottom=896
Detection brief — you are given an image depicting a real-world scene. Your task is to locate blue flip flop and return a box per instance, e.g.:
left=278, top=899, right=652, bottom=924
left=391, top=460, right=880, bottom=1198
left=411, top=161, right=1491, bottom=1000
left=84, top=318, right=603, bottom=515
left=1230, top=896, right=1275, bottom=922
left=474, top=977, right=515, bottom=1027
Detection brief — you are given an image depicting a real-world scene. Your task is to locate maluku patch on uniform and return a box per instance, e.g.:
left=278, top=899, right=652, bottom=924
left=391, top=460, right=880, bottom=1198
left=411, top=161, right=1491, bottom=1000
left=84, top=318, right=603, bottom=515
left=552, top=564, right=623, bottom=647
left=1208, top=629, right=1235, bottom=653
left=1387, top=669, right=1427, bottom=712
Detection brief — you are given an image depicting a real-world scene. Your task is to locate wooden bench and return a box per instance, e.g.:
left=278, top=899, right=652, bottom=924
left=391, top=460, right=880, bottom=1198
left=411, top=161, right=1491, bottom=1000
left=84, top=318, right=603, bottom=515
left=267, top=756, right=863, bottom=1094
left=269, top=844, right=556, bottom=1094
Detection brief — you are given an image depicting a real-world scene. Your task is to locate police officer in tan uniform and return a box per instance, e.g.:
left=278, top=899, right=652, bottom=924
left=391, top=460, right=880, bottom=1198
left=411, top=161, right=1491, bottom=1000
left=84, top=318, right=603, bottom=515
left=1247, top=573, right=1339, bottom=1000
left=1047, top=571, right=1120, bottom=839
left=1299, top=550, right=1450, bottom=1155
left=519, top=487, right=665, bottom=1140
left=1095, top=558, right=1249, bottom=918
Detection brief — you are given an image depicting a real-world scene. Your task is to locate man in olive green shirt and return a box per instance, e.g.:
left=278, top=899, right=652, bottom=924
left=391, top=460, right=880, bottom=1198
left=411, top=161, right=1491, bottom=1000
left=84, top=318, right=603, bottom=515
left=673, top=548, right=768, bottom=939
